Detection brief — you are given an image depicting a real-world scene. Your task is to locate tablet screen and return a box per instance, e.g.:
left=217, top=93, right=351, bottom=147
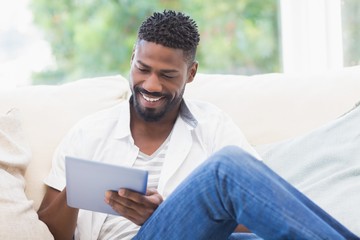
left=65, top=156, right=148, bottom=215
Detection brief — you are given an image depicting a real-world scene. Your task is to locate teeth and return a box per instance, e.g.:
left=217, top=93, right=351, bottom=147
left=141, top=93, right=161, bottom=102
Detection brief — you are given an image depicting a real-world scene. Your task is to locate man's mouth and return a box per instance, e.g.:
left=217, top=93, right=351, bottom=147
left=141, top=92, right=162, bottom=102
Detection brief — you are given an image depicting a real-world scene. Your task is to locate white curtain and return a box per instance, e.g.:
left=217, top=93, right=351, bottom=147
left=280, top=0, right=343, bottom=73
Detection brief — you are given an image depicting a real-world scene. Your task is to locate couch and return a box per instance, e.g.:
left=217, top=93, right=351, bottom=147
left=1, top=66, right=359, bottom=238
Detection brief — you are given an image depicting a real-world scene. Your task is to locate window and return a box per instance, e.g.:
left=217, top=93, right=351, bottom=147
left=30, top=0, right=281, bottom=84
left=341, top=0, right=360, bottom=66
left=1, top=1, right=358, bottom=86
left=279, top=0, right=344, bottom=73
left=280, top=0, right=360, bottom=73
left=0, top=0, right=52, bottom=87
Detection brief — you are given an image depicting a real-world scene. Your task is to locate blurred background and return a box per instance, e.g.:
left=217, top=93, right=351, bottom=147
left=0, top=0, right=359, bottom=86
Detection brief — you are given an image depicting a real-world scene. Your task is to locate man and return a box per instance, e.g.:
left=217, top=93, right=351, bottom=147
left=38, top=10, right=358, bottom=240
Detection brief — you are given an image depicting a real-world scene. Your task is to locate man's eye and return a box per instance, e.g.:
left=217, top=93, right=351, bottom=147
left=162, top=74, right=174, bottom=79
left=138, top=67, right=148, bottom=73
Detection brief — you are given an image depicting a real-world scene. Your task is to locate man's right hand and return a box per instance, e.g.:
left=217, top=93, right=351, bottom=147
left=105, top=188, right=163, bottom=225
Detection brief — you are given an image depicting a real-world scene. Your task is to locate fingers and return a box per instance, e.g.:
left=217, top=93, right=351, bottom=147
left=118, top=188, right=163, bottom=207
left=145, top=188, right=163, bottom=206
left=118, top=189, right=145, bottom=205
left=105, top=190, right=147, bottom=224
left=104, top=189, right=163, bottom=226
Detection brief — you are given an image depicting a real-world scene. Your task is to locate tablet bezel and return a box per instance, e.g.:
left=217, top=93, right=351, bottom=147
left=65, top=156, right=148, bottom=215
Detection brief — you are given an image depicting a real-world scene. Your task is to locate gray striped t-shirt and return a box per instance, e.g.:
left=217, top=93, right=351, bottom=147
left=98, top=136, right=170, bottom=239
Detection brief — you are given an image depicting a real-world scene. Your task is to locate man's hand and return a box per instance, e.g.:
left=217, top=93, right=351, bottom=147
left=104, top=188, right=163, bottom=225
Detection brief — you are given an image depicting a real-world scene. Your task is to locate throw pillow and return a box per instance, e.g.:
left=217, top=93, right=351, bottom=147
left=257, top=103, right=360, bottom=235
left=0, top=109, right=53, bottom=239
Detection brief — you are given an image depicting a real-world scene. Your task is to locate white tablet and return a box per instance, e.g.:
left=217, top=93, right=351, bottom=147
left=65, top=156, right=148, bottom=216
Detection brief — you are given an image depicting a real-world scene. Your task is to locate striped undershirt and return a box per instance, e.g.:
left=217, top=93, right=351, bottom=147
left=98, top=137, right=170, bottom=239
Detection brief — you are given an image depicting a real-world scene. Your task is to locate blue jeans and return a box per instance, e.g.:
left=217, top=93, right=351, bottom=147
left=134, top=146, right=359, bottom=240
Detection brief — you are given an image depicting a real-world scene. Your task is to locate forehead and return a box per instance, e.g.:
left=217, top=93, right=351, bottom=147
left=134, top=40, right=187, bottom=68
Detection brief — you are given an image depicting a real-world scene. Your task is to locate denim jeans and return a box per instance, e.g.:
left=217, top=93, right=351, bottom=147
left=134, top=146, right=359, bottom=240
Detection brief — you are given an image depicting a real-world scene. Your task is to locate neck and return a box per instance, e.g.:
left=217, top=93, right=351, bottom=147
left=130, top=103, right=180, bottom=155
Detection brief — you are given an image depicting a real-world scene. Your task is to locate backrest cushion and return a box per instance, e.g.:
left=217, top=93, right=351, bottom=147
left=185, top=66, right=360, bottom=145
left=257, top=104, right=360, bottom=235
left=0, top=75, right=130, bottom=210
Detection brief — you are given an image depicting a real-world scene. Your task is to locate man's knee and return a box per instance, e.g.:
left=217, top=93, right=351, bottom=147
left=206, top=145, right=259, bottom=174
left=219, top=145, right=251, bottom=158
left=201, top=146, right=264, bottom=193
left=214, top=145, right=256, bottom=163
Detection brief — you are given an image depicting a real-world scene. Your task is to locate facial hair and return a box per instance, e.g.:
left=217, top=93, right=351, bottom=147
left=132, top=86, right=184, bottom=122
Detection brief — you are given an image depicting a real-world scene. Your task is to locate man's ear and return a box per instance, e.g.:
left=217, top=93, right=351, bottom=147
left=187, top=61, right=198, bottom=83
left=130, top=53, right=135, bottom=65
left=130, top=44, right=136, bottom=65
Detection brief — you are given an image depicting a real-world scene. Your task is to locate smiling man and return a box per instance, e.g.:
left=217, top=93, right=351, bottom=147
left=37, top=10, right=258, bottom=239
left=130, top=41, right=189, bottom=122
left=38, top=10, right=358, bottom=240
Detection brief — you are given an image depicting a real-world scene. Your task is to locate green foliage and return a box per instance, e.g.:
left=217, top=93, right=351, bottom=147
left=30, top=0, right=280, bottom=84
left=342, top=0, right=360, bottom=66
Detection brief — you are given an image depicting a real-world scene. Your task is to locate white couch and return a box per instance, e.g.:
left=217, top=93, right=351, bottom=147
left=1, top=66, right=359, bottom=238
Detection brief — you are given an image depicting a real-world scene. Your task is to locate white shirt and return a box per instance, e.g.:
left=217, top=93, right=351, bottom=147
left=44, top=98, right=260, bottom=240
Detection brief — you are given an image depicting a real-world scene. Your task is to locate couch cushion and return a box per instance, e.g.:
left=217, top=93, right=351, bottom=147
left=186, top=66, right=360, bottom=145
left=0, top=109, right=53, bottom=239
left=0, top=75, right=130, bottom=210
left=257, top=103, right=360, bottom=235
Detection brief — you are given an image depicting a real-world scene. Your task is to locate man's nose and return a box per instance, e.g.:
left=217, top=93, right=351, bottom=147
left=143, top=73, right=162, bottom=93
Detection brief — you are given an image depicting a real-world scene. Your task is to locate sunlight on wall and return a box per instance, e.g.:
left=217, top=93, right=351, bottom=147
left=0, top=0, right=53, bottom=87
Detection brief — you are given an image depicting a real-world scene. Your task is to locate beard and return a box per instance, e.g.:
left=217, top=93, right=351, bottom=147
left=131, top=86, right=184, bottom=122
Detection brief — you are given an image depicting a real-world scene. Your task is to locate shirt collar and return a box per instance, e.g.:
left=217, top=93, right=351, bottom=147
left=179, top=99, right=198, bottom=129
left=114, top=98, right=198, bottom=139
left=113, top=100, right=132, bottom=139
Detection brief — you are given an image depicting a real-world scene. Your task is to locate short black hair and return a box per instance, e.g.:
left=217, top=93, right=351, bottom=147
left=137, top=10, right=200, bottom=64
